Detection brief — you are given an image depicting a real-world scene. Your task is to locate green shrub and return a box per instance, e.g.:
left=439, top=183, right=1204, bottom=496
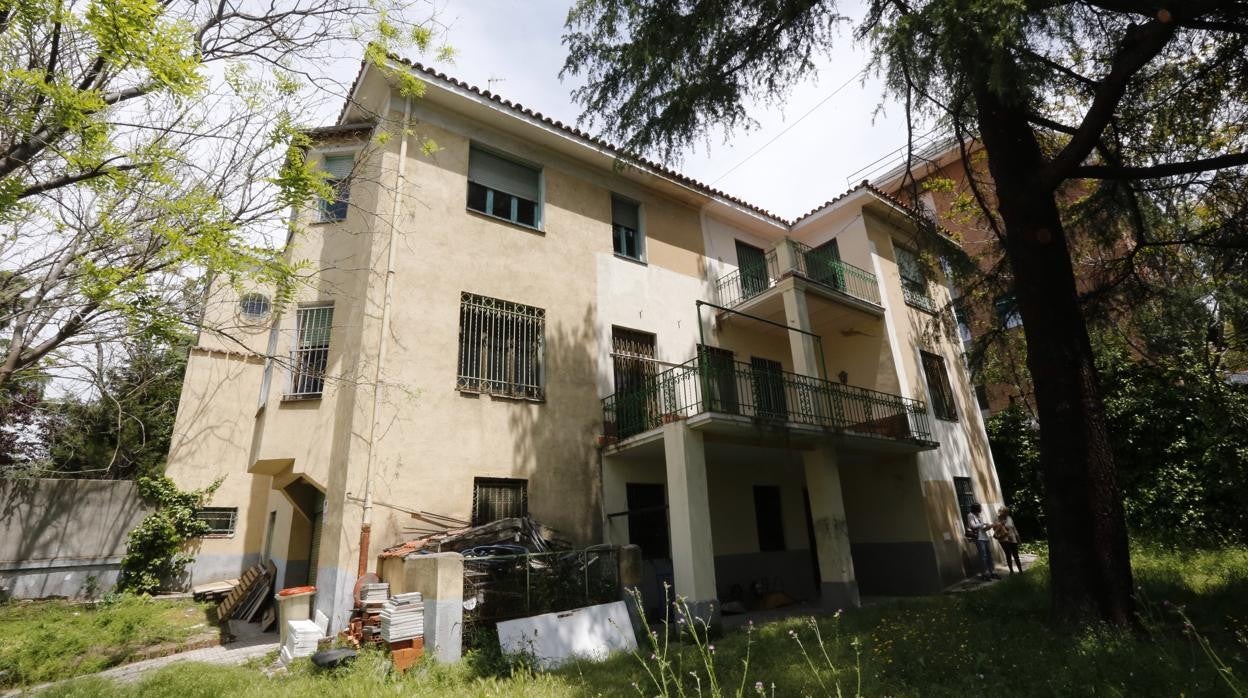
left=118, top=476, right=219, bottom=595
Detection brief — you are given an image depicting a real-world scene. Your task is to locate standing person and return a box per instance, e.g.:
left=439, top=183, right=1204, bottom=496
left=966, top=503, right=999, bottom=581
left=995, top=506, right=1023, bottom=574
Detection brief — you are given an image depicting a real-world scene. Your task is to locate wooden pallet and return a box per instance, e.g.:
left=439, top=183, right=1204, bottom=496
left=217, top=561, right=275, bottom=620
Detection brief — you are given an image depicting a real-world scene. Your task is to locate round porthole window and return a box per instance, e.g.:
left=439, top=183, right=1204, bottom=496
left=239, top=292, right=272, bottom=320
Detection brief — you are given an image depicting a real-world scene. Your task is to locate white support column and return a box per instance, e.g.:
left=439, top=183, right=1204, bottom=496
left=803, top=445, right=860, bottom=610
left=781, top=284, right=823, bottom=379
left=662, top=421, right=719, bottom=624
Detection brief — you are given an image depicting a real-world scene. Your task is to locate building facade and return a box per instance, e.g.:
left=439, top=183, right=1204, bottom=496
left=165, top=57, right=1004, bottom=630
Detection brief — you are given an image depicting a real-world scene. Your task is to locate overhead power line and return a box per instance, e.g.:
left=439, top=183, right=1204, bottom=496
left=708, top=68, right=867, bottom=186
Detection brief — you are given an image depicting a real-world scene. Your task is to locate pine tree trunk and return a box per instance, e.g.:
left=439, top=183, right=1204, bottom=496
left=975, top=88, right=1136, bottom=626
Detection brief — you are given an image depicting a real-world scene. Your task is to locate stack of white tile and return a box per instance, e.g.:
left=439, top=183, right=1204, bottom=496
left=380, top=592, right=424, bottom=642
left=281, top=619, right=322, bottom=663
left=360, top=582, right=390, bottom=605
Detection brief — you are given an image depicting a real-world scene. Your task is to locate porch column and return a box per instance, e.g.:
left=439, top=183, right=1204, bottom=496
left=781, top=285, right=823, bottom=379
left=663, top=421, right=719, bottom=624
left=803, top=445, right=860, bottom=610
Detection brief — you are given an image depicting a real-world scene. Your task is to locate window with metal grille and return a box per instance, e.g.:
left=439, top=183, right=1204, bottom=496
left=612, top=327, right=656, bottom=393
left=921, top=350, right=958, bottom=421
left=317, top=155, right=353, bottom=222
left=288, top=304, right=333, bottom=398
left=472, top=477, right=528, bottom=526
left=239, top=292, right=271, bottom=320
left=896, top=246, right=935, bottom=312
left=457, top=292, right=545, bottom=400
left=612, top=195, right=643, bottom=260
left=954, top=476, right=976, bottom=524
left=467, top=146, right=541, bottom=228
left=196, top=507, right=238, bottom=537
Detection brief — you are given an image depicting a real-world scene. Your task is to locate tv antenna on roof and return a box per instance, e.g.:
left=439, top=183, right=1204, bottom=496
left=487, top=76, right=506, bottom=91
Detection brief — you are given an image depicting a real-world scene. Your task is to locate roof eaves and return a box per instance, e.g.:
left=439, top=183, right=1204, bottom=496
left=380, top=51, right=792, bottom=227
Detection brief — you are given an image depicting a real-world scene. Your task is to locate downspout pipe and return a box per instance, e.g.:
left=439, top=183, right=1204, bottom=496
left=358, top=96, right=412, bottom=578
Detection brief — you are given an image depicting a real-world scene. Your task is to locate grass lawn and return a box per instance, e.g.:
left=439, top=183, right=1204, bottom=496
left=0, top=595, right=216, bottom=689
left=39, top=545, right=1248, bottom=697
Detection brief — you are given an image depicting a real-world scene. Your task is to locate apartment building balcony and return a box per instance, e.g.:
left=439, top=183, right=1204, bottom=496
left=600, top=354, right=935, bottom=452
left=714, top=238, right=883, bottom=317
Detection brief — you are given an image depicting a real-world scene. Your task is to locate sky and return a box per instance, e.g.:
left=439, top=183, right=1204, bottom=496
left=332, top=0, right=929, bottom=222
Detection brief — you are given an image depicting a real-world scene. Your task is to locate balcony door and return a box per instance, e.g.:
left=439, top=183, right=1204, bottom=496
left=698, top=345, right=739, bottom=414
left=804, top=239, right=845, bottom=291
left=750, top=356, right=788, bottom=420
left=735, top=240, right=769, bottom=298
left=612, top=328, right=657, bottom=436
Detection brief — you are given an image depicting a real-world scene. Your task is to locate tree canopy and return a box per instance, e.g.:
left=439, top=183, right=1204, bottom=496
left=564, top=0, right=1248, bottom=625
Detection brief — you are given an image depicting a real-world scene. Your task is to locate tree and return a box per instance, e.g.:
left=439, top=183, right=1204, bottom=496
left=41, top=330, right=191, bottom=479
left=0, top=0, right=445, bottom=391
left=562, top=0, right=1248, bottom=625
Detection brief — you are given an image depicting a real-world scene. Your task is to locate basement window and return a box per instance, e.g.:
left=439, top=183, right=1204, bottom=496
left=196, top=507, right=238, bottom=538
left=472, top=477, right=528, bottom=526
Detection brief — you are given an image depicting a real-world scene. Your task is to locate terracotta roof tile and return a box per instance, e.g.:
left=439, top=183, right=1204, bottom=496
left=333, top=52, right=946, bottom=238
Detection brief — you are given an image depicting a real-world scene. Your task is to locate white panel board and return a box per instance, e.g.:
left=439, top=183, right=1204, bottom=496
left=496, top=601, right=638, bottom=669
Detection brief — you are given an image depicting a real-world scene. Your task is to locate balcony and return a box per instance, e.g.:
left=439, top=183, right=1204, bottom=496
left=714, top=239, right=882, bottom=311
left=601, top=354, right=934, bottom=448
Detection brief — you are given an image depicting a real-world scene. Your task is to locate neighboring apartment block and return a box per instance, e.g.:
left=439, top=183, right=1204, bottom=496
left=165, top=56, right=1004, bottom=630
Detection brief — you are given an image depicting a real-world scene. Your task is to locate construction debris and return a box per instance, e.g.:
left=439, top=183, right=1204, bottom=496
left=360, top=582, right=389, bottom=605
left=217, top=561, right=276, bottom=622
left=281, top=619, right=321, bottom=663
left=380, top=592, right=424, bottom=642
left=380, top=517, right=566, bottom=559
left=191, top=578, right=239, bottom=602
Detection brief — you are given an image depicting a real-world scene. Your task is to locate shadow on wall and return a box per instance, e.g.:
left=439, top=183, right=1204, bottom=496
left=0, top=479, right=151, bottom=598
left=507, top=305, right=605, bottom=546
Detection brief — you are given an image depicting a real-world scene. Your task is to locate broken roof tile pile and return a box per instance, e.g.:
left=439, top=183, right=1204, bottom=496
left=380, top=516, right=565, bottom=559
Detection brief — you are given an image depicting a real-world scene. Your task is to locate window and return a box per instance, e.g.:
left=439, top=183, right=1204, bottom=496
left=753, top=485, right=786, bottom=552
left=920, top=350, right=958, bottom=421
left=735, top=240, right=769, bottom=298
left=288, top=304, right=333, bottom=398
left=239, top=293, right=271, bottom=321
left=472, top=477, right=528, bottom=525
left=612, top=327, right=657, bottom=394
left=994, top=293, right=1023, bottom=329
left=196, top=507, right=238, bottom=537
left=896, top=246, right=936, bottom=312
left=953, top=300, right=973, bottom=349
left=467, top=146, right=541, bottom=228
left=457, top=292, right=545, bottom=400
left=750, top=356, right=787, bottom=420
left=612, top=196, right=643, bottom=260
left=317, top=155, right=353, bottom=222
left=954, top=477, right=976, bottom=524
left=626, top=483, right=670, bottom=559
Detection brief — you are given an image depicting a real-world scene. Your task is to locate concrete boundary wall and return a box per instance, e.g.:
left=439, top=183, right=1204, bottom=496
left=0, top=478, right=150, bottom=599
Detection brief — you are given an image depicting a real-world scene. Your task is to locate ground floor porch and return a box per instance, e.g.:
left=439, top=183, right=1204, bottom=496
left=602, top=420, right=967, bottom=623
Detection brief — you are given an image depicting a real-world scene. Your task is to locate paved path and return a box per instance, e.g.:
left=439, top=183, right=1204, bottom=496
left=8, top=635, right=278, bottom=695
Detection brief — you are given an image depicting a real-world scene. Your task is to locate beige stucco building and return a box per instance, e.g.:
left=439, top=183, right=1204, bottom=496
left=165, top=56, right=1004, bottom=630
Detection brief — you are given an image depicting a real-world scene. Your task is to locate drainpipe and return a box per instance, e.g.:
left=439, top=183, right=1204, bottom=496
left=358, top=96, right=412, bottom=578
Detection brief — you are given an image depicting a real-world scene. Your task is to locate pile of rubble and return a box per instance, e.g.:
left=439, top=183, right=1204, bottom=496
left=380, top=517, right=566, bottom=559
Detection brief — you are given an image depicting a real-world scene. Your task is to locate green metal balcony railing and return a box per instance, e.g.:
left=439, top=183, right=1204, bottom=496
left=601, top=354, right=933, bottom=444
left=713, top=248, right=779, bottom=308
left=714, top=239, right=882, bottom=310
left=788, top=240, right=882, bottom=306
left=902, top=280, right=937, bottom=314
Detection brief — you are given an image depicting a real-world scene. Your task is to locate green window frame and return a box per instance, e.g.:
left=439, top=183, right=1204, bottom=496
left=612, top=195, right=643, bottom=260
left=466, top=146, right=542, bottom=228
